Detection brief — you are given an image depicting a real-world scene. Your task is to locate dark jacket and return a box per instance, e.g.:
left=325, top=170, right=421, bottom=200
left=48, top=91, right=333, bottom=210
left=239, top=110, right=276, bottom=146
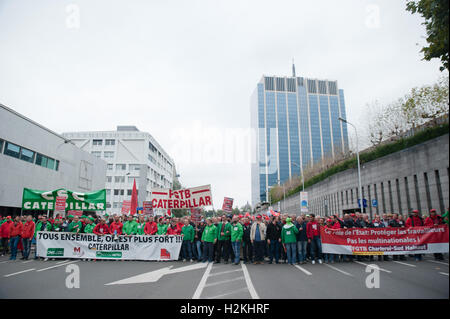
left=343, top=219, right=356, bottom=228
left=195, top=224, right=205, bottom=241
left=355, top=218, right=371, bottom=228
left=266, top=222, right=281, bottom=241
left=295, top=221, right=308, bottom=241
left=242, top=223, right=252, bottom=242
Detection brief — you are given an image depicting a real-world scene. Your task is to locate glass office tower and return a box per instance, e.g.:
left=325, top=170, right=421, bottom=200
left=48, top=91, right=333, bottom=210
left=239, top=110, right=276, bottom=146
left=251, top=75, right=349, bottom=206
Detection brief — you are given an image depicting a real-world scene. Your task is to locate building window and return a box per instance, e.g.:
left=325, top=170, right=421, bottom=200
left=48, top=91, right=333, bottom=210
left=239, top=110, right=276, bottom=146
left=106, top=176, right=112, bottom=183
left=106, top=202, right=111, bottom=208
left=114, top=176, right=125, bottom=183
left=127, top=189, right=132, bottom=196
left=19, top=147, right=35, bottom=163
left=55, top=160, right=60, bottom=171
left=36, top=153, right=56, bottom=170
left=107, top=164, right=113, bottom=170
left=91, top=151, right=101, bottom=158
left=92, top=139, right=103, bottom=146
left=3, top=142, right=20, bottom=158
left=104, top=151, right=114, bottom=158
left=129, top=164, right=140, bottom=171
left=264, top=77, right=274, bottom=91
left=114, top=189, right=124, bottom=196
left=105, top=139, right=115, bottom=146
left=116, top=164, right=126, bottom=170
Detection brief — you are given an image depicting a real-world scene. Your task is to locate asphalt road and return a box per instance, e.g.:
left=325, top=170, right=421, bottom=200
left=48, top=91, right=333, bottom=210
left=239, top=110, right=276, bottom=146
left=0, top=253, right=448, bottom=299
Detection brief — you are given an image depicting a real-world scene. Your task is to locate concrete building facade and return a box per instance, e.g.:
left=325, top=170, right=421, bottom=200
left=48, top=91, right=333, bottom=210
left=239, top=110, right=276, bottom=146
left=276, top=134, right=449, bottom=218
left=0, top=104, right=107, bottom=216
left=62, top=126, right=176, bottom=215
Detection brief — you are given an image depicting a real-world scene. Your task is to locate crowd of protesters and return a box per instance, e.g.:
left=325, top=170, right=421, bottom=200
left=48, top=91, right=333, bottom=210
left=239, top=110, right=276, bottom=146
left=0, top=208, right=448, bottom=263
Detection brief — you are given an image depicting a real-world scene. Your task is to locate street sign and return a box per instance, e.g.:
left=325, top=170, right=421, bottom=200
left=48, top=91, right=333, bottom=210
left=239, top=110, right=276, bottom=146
left=358, top=199, right=368, bottom=208
left=372, top=199, right=378, bottom=207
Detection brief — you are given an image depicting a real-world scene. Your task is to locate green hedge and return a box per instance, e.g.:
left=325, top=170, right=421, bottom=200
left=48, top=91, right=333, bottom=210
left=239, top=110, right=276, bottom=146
left=271, top=123, right=449, bottom=203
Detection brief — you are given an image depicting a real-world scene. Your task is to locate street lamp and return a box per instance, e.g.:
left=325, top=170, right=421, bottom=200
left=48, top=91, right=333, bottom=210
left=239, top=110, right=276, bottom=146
left=339, top=117, right=364, bottom=213
left=276, top=179, right=286, bottom=212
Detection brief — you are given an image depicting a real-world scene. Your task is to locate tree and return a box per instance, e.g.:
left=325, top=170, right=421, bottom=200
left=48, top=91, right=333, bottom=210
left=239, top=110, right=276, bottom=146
left=406, top=0, right=449, bottom=71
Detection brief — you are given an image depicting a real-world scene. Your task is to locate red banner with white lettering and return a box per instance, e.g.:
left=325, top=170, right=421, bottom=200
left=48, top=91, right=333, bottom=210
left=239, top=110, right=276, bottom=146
left=321, top=225, right=449, bottom=255
left=151, top=185, right=213, bottom=210
left=222, top=197, right=234, bottom=213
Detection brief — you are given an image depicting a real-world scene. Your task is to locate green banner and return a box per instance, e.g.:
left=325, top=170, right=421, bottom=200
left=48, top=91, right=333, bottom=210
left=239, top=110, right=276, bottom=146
left=22, top=188, right=106, bottom=211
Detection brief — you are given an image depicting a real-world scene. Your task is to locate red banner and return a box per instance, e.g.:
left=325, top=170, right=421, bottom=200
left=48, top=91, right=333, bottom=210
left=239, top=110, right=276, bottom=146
left=190, top=208, right=202, bottom=223
left=321, top=225, right=449, bottom=255
left=121, top=200, right=131, bottom=214
left=143, top=201, right=153, bottom=216
left=151, top=185, right=213, bottom=209
left=55, top=196, right=67, bottom=212
left=222, top=197, right=234, bottom=213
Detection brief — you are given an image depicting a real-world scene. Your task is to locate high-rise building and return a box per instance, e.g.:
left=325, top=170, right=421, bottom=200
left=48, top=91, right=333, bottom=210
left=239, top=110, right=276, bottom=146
left=62, top=126, right=176, bottom=215
left=251, top=69, right=349, bottom=206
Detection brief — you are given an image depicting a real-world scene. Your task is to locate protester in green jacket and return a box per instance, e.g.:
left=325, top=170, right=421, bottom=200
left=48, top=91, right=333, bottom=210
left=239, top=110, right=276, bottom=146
left=156, top=218, right=168, bottom=235
left=181, top=218, right=195, bottom=261
left=84, top=217, right=96, bottom=233
left=201, top=219, right=217, bottom=262
left=216, top=218, right=232, bottom=241
left=281, top=218, right=299, bottom=265
left=68, top=216, right=83, bottom=233
left=123, top=216, right=138, bottom=235
left=230, top=216, right=244, bottom=265
left=443, top=209, right=449, bottom=225
left=34, top=216, right=52, bottom=238
left=136, top=216, right=146, bottom=235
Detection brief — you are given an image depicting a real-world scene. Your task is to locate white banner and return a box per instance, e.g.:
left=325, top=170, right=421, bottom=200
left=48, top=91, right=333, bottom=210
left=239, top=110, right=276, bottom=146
left=300, top=192, right=308, bottom=213
left=151, top=184, right=213, bottom=209
left=36, top=231, right=182, bottom=261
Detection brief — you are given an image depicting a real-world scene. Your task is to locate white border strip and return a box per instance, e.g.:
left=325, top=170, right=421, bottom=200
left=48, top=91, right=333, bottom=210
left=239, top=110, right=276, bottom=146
left=294, top=264, right=312, bottom=276
left=241, top=263, right=260, bottom=299
left=4, top=268, right=36, bottom=277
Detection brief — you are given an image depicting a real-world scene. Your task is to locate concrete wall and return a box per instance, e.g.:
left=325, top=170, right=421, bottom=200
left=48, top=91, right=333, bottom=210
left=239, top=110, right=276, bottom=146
left=0, top=105, right=107, bottom=211
left=277, top=134, right=449, bottom=217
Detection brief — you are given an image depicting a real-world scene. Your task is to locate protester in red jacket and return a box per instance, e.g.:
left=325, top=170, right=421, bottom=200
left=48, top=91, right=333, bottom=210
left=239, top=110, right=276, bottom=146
left=0, top=217, right=13, bottom=256
left=109, top=216, right=123, bottom=235
left=406, top=210, right=424, bottom=228
left=93, top=218, right=111, bottom=235
left=8, top=217, right=23, bottom=260
left=424, top=209, right=443, bottom=226
left=167, top=220, right=181, bottom=235
left=21, top=216, right=35, bottom=260
left=144, top=218, right=158, bottom=235
left=306, top=214, right=322, bottom=264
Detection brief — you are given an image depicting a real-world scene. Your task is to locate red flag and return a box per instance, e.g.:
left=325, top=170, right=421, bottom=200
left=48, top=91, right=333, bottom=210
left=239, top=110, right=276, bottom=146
left=130, top=179, right=138, bottom=215
left=166, top=209, right=171, bottom=217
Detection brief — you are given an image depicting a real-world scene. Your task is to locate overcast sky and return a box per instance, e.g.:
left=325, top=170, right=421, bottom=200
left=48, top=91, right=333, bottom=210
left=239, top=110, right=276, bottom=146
left=0, top=0, right=444, bottom=209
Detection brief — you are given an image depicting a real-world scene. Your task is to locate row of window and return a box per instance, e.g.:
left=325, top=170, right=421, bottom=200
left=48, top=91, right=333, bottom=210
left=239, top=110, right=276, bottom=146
left=264, top=76, right=338, bottom=96
left=92, top=151, right=114, bottom=159
left=106, top=163, right=141, bottom=171
left=92, top=139, right=115, bottom=146
left=0, top=138, right=59, bottom=171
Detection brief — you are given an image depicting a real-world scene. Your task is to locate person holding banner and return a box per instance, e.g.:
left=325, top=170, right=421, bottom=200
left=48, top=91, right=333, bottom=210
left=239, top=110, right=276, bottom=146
left=425, top=209, right=445, bottom=261
left=123, top=215, right=138, bottom=236
left=406, top=210, right=424, bottom=261
left=181, top=218, right=195, bottom=262
left=93, top=218, right=110, bottom=235
left=230, top=215, right=243, bottom=265
left=110, top=216, right=123, bottom=237
left=136, top=216, right=146, bottom=235
left=157, top=218, right=168, bottom=235
left=201, top=218, right=217, bottom=263
left=68, top=216, right=83, bottom=233
left=51, top=218, right=64, bottom=232
left=84, top=217, right=96, bottom=234
left=144, top=217, right=158, bottom=235
left=167, top=219, right=181, bottom=235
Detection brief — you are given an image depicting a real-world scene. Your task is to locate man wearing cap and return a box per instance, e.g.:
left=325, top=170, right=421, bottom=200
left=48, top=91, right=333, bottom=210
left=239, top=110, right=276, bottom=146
left=406, top=210, right=424, bottom=261
left=0, top=216, right=13, bottom=256
left=281, top=217, right=299, bottom=265
left=84, top=217, right=96, bottom=234
left=425, top=209, right=445, bottom=260
left=250, top=214, right=266, bottom=264
left=215, top=215, right=232, bottom=264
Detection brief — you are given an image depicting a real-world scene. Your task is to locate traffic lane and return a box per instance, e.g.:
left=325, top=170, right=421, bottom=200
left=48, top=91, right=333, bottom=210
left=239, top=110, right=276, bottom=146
left=0, top=260, right=205, bottom=299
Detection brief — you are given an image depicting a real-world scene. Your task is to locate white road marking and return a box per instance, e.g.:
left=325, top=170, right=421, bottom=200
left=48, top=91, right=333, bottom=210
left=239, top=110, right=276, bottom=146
left=105, top=262, right=208, bottom=285
left=193, top=262, right=213, bottom=299
left=36, top=260, right=79, bottom=272
left=209, top=269, right=243, bottom=277
left=207, top=287, right=249, bottom=299
left=4, top=268, right=36, bottom=277
left=427, top=260, right=449, bottom=266
left=0, top=260, right=11, bottom=264
left=241, top=263, right=260, bottom=299
left=294, top=264, right=312, bottom=276
left=56, top=260, right=69, bottom=264
left=323, top=263, right=354, bottom=276
left=354, top=261, right=392, bottom=273
left=439, top=272, right=449, bottom=276
left=393, top=261, right=416, bottom=267
left=22, top=260, right=34, bottom=264
left=204, top=276, right=245, bottom=288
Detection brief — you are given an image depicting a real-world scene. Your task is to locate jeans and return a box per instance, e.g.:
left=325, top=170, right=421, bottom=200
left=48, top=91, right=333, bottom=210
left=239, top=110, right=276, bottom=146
left=297, top=240, right=307, bottom=262
left=22, top=238, right=32, bottom=259
left=324, top=253, right=336, bottom=263
left=1, top=238, right=9, bottom=255
left=231, top=241, right=241, bottom=264
left=202, top=242, right=214, bottom=262
left=269, top=240, right=280, bottom=263
left=10, top=236, right=20, bottom=260
left=253, top=240, right=265, bottom=262
left=181, top=241, right=193, bottom=260
left=243, top=241, right=253, bottom=263
left=285, top=242, right=297, bottom=264
left=195, top=241, right=202, bottom=260
left=310, top=236, right=322, bottom=261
